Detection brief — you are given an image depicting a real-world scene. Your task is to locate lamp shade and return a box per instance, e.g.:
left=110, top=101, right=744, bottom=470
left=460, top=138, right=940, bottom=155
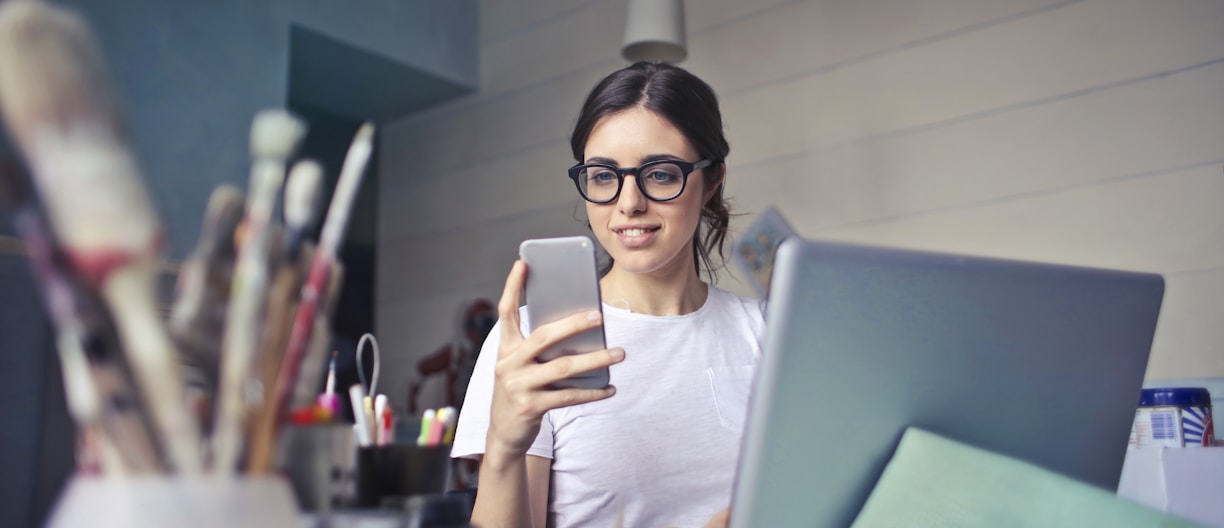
left=621, top=0, right=687, bottom=63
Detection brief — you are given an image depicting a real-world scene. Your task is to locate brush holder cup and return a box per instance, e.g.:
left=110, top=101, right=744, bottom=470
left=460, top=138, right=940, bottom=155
left=278, top=423, right=356, bottom=511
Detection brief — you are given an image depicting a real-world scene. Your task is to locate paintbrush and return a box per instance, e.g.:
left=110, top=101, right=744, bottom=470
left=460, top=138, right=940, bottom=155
left=169, top=184, right=244, bottom=434
left=0, top=0, right=202, bottom=473
left=290, top=258, right=343, bottom=410
left=250, top=251, right=343, bottom=473
left=212, top=109, right=306, bottom=474
left=244, top=159, right=323, bottom=473
left=0, top=155, right=165, bottom=474
left=241, top=247, right=307, bottom=474
left=283, top=159, right=322, bottom=260
left=268, top=123, right=373, bottom=441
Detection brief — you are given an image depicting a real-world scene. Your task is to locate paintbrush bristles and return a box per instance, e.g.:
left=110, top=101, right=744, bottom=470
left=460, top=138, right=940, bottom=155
left=250, top=110, right=306, bottom=161
left=284, top=160, right=322, bottom=229
left=0, top=0, right=121, bottom=148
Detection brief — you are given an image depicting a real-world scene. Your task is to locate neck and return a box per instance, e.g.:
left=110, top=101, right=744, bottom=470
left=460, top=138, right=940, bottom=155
left=600, top=257, right=709, bottom=317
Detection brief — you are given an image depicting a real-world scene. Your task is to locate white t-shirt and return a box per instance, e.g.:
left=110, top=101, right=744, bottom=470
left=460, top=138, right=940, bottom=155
left=452, top=286, right=766, bottom=528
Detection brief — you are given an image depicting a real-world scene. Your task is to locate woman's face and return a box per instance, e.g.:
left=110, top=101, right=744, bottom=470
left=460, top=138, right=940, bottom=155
left=581, top=107, right=719, bottom=277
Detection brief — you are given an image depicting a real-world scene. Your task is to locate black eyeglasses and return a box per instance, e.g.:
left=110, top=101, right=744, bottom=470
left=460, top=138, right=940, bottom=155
left=567, top=158, right=713, bottom=204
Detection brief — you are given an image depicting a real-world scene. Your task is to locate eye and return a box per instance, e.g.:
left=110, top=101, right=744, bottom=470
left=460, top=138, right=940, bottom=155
left=586, top=168, right=618, bottom=185
left=644, top=168, right=681, bottom=185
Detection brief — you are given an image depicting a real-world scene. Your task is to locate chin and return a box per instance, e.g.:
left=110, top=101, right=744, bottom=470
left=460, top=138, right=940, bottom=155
left=595, top=229, right=690, bottom=275
left=607, top=248, right=689, bottom=275
left=611, top=258, right=662, bottom=275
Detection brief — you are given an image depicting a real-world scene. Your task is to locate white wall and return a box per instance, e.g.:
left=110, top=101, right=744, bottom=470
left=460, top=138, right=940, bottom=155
left=377, top=0, right=1224, bottom=411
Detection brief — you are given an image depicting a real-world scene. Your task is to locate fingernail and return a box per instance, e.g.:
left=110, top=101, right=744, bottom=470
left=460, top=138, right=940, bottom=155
left=587, top=311, right=602, bottom=322
left=609, top=348, right=625, bottom=360
left=606, top=385, right=616, bottom=395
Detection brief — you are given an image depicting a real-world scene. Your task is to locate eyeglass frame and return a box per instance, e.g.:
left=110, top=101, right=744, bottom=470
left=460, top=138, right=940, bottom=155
left=567, top=158, right=714, bottom=204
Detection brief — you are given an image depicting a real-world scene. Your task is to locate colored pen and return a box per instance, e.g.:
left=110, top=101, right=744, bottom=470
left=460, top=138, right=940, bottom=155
left=373, top=394, right=387, bottom=445
left=317, top=351, right=338, bottom=415
left=417, top=409, right=436, bottom=446
left=427, top=407, right=451, bottom=446
left=380, top=404, right=395, bottom=445
left=349, top=384, right=372, bottom=447
left=440, top=407, right=458, bottom=445
left=364, top=395, right=376, bottom=444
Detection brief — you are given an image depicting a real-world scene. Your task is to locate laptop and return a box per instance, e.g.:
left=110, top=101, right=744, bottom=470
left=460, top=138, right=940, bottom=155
left=729, top=239, right=1165, bottom=527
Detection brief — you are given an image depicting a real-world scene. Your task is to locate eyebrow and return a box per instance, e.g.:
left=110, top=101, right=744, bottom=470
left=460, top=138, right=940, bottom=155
left=585, top=153, right=687, bottom=166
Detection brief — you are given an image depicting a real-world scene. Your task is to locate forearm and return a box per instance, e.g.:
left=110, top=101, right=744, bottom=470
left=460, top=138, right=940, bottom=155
left=470, top=446, right=536, bottom=528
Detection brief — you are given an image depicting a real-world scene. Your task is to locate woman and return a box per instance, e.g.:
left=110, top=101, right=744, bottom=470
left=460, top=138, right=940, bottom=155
left=452, top=62, right=765, bottom=528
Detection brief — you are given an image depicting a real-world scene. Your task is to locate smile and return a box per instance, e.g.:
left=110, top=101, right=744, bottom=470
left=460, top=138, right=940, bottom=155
left=611, top=225, right=660, bottom=248
left=614, top=227, right=658, bottom=236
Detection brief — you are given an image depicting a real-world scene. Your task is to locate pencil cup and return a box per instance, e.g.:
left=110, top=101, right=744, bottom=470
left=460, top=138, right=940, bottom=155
left=46, top=475, right=300, bottom=528
left=278, top=423, right=356, bottom=511
left=355, top=444, right=450, bottom=508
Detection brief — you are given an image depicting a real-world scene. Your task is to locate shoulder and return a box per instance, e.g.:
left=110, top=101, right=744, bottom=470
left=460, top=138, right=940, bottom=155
left=707, top=285, right=766, bottom=320
left=704, top=285, right=767, bottom=340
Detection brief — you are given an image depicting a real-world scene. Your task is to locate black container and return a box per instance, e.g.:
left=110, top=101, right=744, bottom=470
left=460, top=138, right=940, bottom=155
left=355, top=444, right=451, bottom=508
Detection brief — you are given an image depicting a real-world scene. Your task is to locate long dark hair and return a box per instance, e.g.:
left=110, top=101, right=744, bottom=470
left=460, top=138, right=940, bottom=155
left=570, top=61, right=732, bottom=281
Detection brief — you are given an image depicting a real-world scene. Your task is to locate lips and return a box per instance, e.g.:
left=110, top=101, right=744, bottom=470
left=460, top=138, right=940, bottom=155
left=611, top=225, right=660, bottom=248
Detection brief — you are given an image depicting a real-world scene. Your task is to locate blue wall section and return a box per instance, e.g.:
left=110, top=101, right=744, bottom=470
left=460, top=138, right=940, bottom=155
left=58, top=0, right=291, bottom=261
left=44, top=0, right=477, bottom=260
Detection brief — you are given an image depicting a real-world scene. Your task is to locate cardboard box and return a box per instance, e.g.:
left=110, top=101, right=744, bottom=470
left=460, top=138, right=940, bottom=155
left=1118, top=447, right=1224, bottom=527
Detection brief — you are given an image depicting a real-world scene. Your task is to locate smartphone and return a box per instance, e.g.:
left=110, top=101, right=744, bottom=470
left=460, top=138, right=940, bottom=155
left=519, top=236, right=610, bottom=390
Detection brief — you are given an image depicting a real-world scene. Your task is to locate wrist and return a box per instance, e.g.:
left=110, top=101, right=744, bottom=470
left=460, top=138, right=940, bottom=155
left=483, top=436, right=528, bottom=472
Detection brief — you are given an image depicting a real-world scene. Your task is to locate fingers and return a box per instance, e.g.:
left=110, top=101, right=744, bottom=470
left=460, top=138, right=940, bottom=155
left=703, top=509, right=731, bottom=528
left=520, top=310, right=604, bottom=362
left=522, top=347, right=624, bottom=388
left=497, top=259, right=605, bottom=366
left=533, top=384, right=617, bottom=412
left=497, top=260, right=526, bottom=347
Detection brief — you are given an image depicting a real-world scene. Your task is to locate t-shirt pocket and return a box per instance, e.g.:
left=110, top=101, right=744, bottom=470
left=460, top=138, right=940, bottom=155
left=706, top=365, right=756, bottom=433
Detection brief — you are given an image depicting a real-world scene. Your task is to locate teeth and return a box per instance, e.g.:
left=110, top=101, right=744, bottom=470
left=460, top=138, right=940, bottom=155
left=621, top=228, right=647, bottom=236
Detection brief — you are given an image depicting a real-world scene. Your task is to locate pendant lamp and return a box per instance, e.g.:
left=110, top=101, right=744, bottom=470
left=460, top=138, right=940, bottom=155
left=621, top=0, right=687, bottom=63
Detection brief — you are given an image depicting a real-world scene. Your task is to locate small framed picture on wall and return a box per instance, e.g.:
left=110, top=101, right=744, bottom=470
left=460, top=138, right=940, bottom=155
left=732, top=206, right=796, bottom=299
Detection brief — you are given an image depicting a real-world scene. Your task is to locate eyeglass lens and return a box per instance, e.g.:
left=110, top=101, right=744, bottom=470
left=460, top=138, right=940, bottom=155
left=577, top=162, right=686, bottom=202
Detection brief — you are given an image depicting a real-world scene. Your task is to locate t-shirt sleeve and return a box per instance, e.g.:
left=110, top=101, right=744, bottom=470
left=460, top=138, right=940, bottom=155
left=450, top=314, right=556, bottom=460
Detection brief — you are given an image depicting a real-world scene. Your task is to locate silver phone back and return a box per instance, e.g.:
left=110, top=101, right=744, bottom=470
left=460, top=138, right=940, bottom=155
left=519, top=236, right=609, bottom=389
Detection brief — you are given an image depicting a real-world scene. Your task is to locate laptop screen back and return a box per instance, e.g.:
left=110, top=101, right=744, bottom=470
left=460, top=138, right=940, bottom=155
left=730, top=239, right=1164, bottom=527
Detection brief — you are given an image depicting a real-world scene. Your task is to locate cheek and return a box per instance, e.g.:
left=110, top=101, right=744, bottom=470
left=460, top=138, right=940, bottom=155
left=679, top=188, right=709, bottom=225
left=585, top=202, right=602, bottom=224
left=586, top=203, right=613, bottom=236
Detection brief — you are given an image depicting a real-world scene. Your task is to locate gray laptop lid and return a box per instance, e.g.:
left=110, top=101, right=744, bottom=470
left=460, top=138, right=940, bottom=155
left=730, top=239, right=1164, bottom=527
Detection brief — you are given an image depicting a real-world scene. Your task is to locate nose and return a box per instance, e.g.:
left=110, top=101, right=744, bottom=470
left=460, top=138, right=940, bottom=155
left=616, top=174, right=648, bottom=215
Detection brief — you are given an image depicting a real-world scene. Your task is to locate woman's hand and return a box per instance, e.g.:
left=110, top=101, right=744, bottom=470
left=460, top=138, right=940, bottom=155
left=702, top=508, right=731, bottom=528
left=662, top=509, right=731, bottom=528
left=485, top=260, right=625, bottom=461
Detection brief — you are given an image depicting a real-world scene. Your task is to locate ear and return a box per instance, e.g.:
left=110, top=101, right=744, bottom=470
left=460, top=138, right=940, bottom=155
left=702, top=163, right=726, bottom=204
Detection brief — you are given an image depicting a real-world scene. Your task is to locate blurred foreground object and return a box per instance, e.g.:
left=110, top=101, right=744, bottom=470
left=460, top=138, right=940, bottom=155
left=0, top=0, right=201, bottom=473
